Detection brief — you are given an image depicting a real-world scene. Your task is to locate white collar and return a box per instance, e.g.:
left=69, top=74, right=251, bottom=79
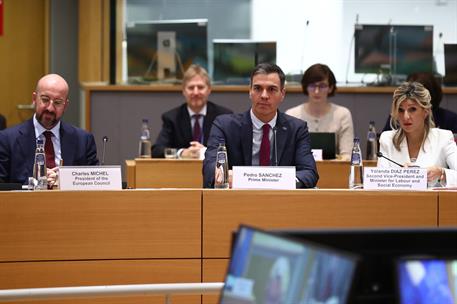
left=33, top=114, right=61, bottom=139
left=250, top=109, right=277, bottom=130
left=187, top=104, right=208, bottom=117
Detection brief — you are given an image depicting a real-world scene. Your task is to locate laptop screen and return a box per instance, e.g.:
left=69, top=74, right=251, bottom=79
left=397, top=258, right=457, bottom=304
left=219, top=225, right=357, bottom=304
left=309, top=132, right=336, bottom=160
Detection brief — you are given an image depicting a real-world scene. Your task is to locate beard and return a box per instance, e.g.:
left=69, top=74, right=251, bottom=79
left=37, top=110, right=58, bottom=129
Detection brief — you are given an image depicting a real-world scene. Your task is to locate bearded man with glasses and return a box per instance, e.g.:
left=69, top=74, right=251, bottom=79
left=0, top=74, right=99, bottom=186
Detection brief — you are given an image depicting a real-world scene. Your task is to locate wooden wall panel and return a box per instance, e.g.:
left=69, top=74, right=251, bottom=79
left=202, top=190, right=438, bottom=258
left=0, top=190, right=201, bottom=261
left=439, top=191, right=457, bottom=226
left=78, top=0, right=109, bottom=83
left=0, top=0, right=47, bottom=127
left=0, top=259, right=201, bottom=304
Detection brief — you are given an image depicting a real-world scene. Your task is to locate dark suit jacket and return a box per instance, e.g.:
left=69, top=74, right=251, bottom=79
left=0, top=114, right=6, bottom=130
left=203, top=110, right=319, bottom=188
left=151, top=101, right=233, bottom=157
left=0, top=119, right=99, bottom=184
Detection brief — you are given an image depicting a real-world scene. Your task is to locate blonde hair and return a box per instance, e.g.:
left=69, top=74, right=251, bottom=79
left=389, top=81, right=435, bottom=151
left=182, top=64, right=210, bottom=87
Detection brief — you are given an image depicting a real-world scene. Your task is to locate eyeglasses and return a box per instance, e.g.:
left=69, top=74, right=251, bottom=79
left=39, top=95, right=67, bottom=108
left=307, top=83, right=329, bottom=91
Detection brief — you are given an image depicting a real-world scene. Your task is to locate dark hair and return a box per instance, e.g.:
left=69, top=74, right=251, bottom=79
left=250, top=63, right=286, bottom=89
left=301, top=63, right=337, bottom=97
left=406, top=72, right=442, bottom=110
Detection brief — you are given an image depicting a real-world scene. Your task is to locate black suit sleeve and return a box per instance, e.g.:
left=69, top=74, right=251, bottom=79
left=151, top=114, right=175, bottom=158
left=0, top=130, right=10, bottom=182
left=85, top=133, right=99, bottom=165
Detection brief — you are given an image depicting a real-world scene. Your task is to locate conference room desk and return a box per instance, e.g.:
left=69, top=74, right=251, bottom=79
left=125, top=159, right=377, bottom=189
left=0, top=189, right=202, bottom=304
left=1, top=189, right=455, bottom=304
left=200, top=189, right=452, bottom=304
left=126, top=158, right=203, bottom=188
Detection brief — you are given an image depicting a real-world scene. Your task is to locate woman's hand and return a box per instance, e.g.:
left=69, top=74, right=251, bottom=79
left=427, top=166, right=445, bottom=183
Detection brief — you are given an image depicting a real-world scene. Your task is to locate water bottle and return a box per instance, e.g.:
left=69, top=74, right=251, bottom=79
left=33, top=139, right=48, bottom=190
left=366, top=121, right=378, bottom=160
left=349, top=137, right=364, bottom=189
left=138, top=118, right=152, bottom=158
left=214, top=143, right=229, bottom=189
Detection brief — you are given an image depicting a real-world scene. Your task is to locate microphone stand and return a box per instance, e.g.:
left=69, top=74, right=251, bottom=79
left=377, top=152, right=403, bottom=167
left=101, top=136, right=108, bottom=166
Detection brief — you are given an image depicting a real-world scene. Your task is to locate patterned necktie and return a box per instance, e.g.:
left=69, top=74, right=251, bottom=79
left=259, top=124, right=270, bottom=166
left=43, top=131, right=56, bottom=169
left=192, top=114, right=202, bottom=143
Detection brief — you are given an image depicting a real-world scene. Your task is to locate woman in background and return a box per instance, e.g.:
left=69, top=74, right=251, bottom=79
left=286, top=63, right=354, bottom=160
left=378, top=82, right=457, bottom=187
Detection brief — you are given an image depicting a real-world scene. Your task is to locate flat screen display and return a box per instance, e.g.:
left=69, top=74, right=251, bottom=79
left=213, top=40, right=276, bottom=84
left=275, top=227, right=457, bottom=304
left=354, top=24, right=433, bottom=76
left=444, top=44, right=457, bottom=86
left=126, top=19, right=208, bottom=83
left=397, top=258, right=457, bottom=304
left=220, top=225, right=357, bottom=304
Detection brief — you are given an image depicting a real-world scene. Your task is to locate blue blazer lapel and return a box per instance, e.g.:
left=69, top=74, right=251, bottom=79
left=275, top=112, right=289, bottom=165
left=17, top=120, right=36, bottom=177
left=241, top=111, right=253, bottom=165
left=60, top=122, right=76, bottom=165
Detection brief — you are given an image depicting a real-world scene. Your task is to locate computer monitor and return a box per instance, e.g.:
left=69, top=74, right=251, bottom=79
left=126, top=19, right=208, bottom=83
left=444, top=44, right=457, bottom=86
left=273, top=227, right=457, bottom=304
left=396, top=257, right=457, bottom=304
left=220, top=225, right=357, bottom=304
left=212, top=40, right=276, bottom=84
left=354, top=24, right=433, bottom=76
left=309, top=132, right=336, bottom=160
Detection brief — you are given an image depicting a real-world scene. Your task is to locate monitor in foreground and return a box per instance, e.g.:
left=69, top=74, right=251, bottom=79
left=220, top=225, right=357, bottom=304
left=397, top=257, right=457, bottom=304
left=275, top=227, right=457, bottom=304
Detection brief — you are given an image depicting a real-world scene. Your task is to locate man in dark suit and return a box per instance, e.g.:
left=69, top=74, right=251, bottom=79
left=151, top=64, right=232, bottom=158
left=0, top=114, right=6, bottom=130
left=203, top=63, right=318, bottom=188
left=0, top=74, right=98, bottom=186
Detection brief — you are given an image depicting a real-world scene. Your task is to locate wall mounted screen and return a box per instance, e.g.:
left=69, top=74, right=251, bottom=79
left=212, top=40, right=276, bottom=84
left=126, top=19, right=208, bottom=83
left=354, top=24, right=433, bottom=76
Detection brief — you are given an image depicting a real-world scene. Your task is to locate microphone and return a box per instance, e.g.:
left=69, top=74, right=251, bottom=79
left=101, top=136, right=109, bottom=166
left=376, top=152, right=403, bottom=167
left=273, top=126, right=278, bottom=166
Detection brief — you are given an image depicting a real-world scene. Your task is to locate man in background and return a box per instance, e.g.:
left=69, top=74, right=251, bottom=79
left=203, top=63, right=318, bottom=188
left=0, top=74, right=98, bottom=186
left=151, top=64, right=232, bottom=159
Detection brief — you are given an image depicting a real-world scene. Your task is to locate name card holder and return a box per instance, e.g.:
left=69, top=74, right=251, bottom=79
left=59, top=166, right=122, bottom=190
left=363, top=167, right=427, bottom=190
left=232, top=166, right=296, bottom=190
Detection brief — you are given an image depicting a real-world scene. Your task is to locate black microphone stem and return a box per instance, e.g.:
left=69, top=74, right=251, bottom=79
left=377, top=151, right=403, bottom=167
left=102, top=136, right=108, bottom=166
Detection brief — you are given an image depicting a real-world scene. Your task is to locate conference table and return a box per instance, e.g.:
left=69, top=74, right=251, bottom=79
left=125, top=158, right=378, bottom=189
left=1, top=188, right=455, bottom=304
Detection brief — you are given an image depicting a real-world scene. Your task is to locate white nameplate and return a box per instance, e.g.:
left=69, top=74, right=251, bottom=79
left=311, top=149, right=323, bottom=161
left=59, top=166, right=122, bottom=190
left=232, top=166, right=296, bottom=190
left=363, top=167, right=427, bottom=190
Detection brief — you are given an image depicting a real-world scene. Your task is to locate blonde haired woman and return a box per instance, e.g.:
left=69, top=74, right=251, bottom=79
left=378, top=82, right=457, bottom=187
